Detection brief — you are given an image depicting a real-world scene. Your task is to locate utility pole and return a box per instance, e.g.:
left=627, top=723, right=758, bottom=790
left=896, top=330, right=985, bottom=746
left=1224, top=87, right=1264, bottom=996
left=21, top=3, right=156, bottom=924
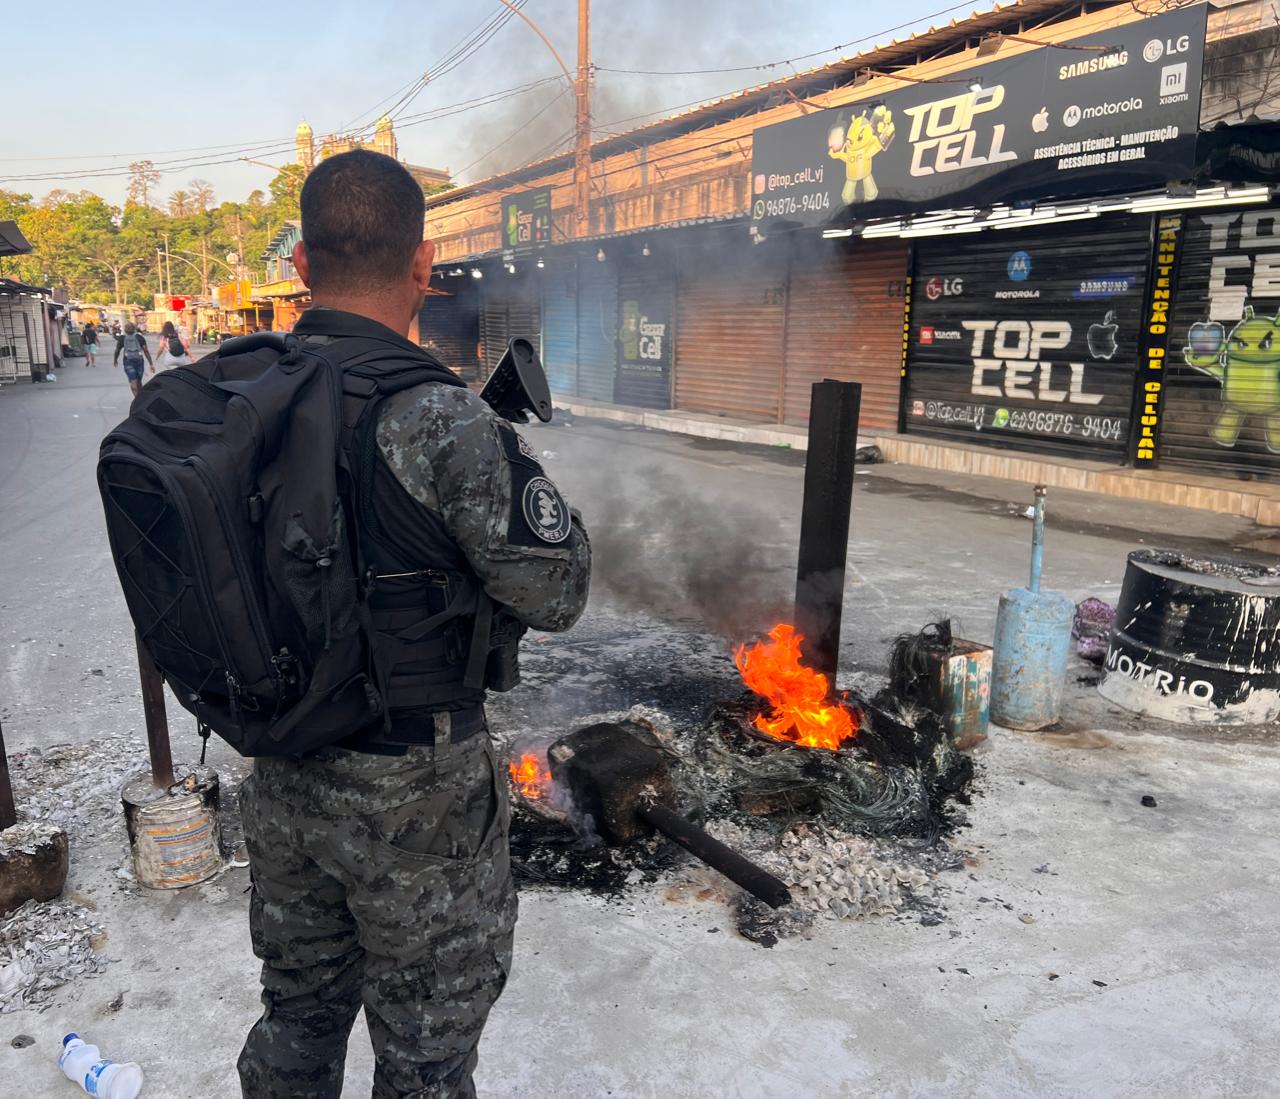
left=496, top=0, right=591, bottom=237
left=575, top=0, right=591, bottom=237
left=163, top=233, right=173, bottom=298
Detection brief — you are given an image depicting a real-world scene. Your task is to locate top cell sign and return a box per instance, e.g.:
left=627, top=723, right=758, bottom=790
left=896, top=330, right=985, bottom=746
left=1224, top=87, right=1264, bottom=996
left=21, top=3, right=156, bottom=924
left=749, top=4, right=1207, bottom=231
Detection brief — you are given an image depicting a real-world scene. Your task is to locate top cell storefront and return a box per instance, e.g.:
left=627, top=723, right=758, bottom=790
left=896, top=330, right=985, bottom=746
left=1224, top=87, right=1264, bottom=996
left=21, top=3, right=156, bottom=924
left=903, top=215, right=1153, bottom=458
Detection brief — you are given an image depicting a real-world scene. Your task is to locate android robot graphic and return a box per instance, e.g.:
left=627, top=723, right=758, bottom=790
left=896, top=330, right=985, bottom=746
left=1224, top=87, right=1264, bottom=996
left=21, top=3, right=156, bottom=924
left=1183, top=307, right=1280, bottom=452
left=827, top=106, right=895, bottom=205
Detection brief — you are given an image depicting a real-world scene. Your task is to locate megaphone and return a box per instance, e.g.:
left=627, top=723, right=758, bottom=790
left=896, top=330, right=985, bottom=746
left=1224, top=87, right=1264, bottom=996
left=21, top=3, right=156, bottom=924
left=480, top=337, right=553, bottom=424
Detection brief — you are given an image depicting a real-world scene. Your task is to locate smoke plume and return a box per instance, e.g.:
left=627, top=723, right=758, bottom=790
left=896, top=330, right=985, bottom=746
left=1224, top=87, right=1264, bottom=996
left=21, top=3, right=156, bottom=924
left=581, top=463, right=794, bottom=639
left=441, top=0, right=827, bottom=180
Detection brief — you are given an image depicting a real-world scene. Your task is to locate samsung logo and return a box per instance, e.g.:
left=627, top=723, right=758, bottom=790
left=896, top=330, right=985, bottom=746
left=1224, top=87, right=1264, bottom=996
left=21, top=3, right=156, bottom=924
left=1059, top=51, right=1129, bottom=81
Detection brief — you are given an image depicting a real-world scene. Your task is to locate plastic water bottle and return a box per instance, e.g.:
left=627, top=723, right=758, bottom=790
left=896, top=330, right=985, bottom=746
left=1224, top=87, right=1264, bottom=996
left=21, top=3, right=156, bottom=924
left=59, top=1034, right=144, bottom=1099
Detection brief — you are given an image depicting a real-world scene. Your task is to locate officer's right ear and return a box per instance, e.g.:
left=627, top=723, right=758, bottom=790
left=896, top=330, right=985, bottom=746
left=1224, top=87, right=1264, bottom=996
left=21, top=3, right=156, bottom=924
left=410, top=239, right=436, bottom=293
left=292, top=241, right=311, bottom=288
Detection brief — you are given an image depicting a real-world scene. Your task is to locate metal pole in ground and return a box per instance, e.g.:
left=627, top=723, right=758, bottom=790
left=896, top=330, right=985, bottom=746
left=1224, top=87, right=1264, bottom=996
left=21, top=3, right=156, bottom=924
left=134, top=633, right=175, bottom=788
left=0, top=720, right=17, bottom=831
left=794, top=379, right=862, bottom=682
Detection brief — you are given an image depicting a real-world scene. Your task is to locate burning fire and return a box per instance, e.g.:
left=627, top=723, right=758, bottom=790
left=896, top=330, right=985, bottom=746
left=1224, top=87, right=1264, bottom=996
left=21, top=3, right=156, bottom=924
left=734, top=624, right=858, bottom=751
left=509, top=752, right=553, bottom=800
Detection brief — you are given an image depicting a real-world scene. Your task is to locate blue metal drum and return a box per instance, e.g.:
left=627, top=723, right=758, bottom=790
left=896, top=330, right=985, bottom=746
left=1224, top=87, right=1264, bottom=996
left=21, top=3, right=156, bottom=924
left=990, top=485, right=1076, bottom=730
left=991, top=585, right=1076, bottom=729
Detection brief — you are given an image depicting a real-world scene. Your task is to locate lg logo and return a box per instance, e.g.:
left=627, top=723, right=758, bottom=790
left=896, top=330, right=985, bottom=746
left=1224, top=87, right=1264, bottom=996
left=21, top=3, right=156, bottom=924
left=1143, top=34, right=1191, bottom=63
left=925, top=276, right=964, bottom=301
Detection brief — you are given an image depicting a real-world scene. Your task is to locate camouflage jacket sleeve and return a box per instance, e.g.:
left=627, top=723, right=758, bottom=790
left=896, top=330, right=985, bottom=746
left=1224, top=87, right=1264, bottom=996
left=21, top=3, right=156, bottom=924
left=375, top=383, right=591, bottom=632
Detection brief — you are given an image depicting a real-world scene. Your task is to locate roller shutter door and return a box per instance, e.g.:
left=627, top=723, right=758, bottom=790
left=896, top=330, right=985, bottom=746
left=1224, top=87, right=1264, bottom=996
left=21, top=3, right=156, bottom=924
left=419, top=282, right=480, bottom=381
left=675, top=238, right=785, bottom=422
left=0, top=297, right=21, bottom=382
left=616, top=254, right=674, bottom=409
left=783, top=238, right=908, bottom=430
left=1160, top=205, right=1280, bottom=481
left=480, top=271, right=540, bottom=379
left=541, top=258, right=578, bottom=395
left=576, top=256, right=617, bottom=403
left=904, top=216, right=1150, bottom=460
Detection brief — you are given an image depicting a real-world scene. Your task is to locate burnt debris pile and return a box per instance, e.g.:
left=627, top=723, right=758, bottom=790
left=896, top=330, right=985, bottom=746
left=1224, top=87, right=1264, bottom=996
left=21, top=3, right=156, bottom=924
left=503, top=693, right=975, bottom=936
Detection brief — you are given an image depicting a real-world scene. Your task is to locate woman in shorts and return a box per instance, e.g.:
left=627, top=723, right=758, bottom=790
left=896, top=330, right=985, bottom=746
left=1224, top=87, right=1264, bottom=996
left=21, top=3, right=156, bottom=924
left=113, top=323, right=154, bottom=396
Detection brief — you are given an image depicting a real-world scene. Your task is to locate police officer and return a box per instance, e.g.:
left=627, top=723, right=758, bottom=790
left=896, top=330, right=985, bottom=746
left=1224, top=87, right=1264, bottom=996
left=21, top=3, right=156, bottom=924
left=236, top=150, right=591, bottom=1097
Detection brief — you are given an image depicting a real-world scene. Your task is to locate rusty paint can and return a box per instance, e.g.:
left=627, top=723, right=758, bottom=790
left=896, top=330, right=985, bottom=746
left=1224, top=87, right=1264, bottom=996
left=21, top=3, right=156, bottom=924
left=121, top=767, right=221, bottom=889
left=892, top=634, right=992, bottom=743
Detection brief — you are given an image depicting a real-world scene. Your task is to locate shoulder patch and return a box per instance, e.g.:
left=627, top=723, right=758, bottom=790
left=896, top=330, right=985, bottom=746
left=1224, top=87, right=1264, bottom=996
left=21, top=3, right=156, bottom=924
left=496, top=422, right=570, bottom=547
left=521, top=477, right=571, bottom=544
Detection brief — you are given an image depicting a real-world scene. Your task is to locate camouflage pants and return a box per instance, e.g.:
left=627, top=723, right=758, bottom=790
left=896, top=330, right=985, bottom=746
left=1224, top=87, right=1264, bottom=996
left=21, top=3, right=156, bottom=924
left=237, top=729, right=517, bottom=1098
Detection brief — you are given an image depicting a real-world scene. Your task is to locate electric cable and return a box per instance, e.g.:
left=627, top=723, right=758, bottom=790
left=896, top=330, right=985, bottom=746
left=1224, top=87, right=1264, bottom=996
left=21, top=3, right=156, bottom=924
left=455, top=86, right=574, bottom=179
left=0, top=77, right=564, bottom=185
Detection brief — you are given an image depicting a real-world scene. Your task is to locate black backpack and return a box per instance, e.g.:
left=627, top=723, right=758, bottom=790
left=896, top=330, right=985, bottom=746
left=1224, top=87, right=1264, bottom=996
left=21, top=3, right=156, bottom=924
left=167, top=333, right=184, bottom=357
left=98, top=332, right=466, bottom=758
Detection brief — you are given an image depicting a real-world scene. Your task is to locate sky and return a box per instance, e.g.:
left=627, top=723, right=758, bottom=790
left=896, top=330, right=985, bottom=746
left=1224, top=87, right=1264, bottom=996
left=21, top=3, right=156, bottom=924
left=1, top=0, right=985, bottom=209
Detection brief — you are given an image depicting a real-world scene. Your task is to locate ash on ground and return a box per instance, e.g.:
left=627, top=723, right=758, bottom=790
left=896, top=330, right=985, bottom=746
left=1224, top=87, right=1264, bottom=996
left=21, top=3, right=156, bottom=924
left=499, top=699, right=976, bottom=945
left=0, top=898, right=108, bottom=1014
left=7, top=731, right=150, bottom=858
left=7, top=731, right=249, bottom=885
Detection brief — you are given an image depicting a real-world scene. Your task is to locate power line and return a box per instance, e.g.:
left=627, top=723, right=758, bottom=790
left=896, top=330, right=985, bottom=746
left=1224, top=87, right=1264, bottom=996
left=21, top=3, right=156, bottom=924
left=339, top=2, right=529, bottom=134
left=455, top=86, right=574, bottom=179
left=0, top=77, right=565, bottom=185
left=383, top=1, right=535, bottom=127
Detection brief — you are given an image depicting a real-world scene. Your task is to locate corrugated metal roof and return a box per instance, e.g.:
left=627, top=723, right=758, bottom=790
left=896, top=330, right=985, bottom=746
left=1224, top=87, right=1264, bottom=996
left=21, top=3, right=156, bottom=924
left=426, top=0, right=1086, bottom=210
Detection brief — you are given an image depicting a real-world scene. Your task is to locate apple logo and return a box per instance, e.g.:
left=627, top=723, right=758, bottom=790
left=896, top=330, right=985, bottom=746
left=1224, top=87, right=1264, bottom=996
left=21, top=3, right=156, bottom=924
left=1032, top=107, right=1049, bottom=133
left=1188, top=320, right=1224, bottom=356
left=1087, top=311, right=1119, bottom=360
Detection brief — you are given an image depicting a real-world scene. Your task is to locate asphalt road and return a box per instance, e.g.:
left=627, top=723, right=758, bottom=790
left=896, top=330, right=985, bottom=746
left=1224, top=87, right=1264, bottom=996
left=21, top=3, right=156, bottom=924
left=0, top=343, right=1269, bottom=755
left=1, top=345, right=1278, bottom=1096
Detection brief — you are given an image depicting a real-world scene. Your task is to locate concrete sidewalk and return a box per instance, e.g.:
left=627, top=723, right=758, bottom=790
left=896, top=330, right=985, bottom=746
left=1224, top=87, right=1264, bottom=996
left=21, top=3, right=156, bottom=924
left=553, top=394, right=1280, bottom=528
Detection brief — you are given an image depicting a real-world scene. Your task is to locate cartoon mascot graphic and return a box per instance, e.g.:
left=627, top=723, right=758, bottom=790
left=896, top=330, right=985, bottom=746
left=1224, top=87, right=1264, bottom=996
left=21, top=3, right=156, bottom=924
left=1183, top=307, right=1280, bottom=452
left=827, top=105, right=895, bottom=205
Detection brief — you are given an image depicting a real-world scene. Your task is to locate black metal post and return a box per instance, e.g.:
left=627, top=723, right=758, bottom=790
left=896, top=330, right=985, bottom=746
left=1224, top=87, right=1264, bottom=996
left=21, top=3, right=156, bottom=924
left=135, top=632, right=175, bottom=788
left=0, top=720, right=16, bottom=831
left=794, top=379, right=861, bottom=682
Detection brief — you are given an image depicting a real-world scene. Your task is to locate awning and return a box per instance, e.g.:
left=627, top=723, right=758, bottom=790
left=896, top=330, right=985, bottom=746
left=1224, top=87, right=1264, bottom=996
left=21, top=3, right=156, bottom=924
left=0, top=276, right=48, bottom=296
left=0, top=221, right=33, bottom=257
left=1195, top=122, right=1280, bottom=186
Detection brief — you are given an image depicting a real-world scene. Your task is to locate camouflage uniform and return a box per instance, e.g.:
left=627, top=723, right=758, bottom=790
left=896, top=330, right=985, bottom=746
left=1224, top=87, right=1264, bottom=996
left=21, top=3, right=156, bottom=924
left=238, top=308, right=590, bottom=1098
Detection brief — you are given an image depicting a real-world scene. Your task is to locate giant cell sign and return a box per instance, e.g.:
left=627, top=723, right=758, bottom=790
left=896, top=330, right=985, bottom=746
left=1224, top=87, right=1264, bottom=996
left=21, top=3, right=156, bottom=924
left=750, top=4, right=1206, bottom=230
left=502, top=188, right=553, bottom=251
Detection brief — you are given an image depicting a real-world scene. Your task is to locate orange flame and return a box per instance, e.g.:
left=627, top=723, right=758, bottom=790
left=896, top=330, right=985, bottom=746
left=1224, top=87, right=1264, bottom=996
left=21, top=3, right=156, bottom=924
left=509, top=752, right=553, bottom=800
left=734, top=624, right=858, bottom=751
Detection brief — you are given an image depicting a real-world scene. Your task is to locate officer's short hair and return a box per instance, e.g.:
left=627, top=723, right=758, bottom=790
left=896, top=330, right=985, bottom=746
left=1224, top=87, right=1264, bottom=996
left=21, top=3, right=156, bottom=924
left=300, top=150, right=425, bottom=292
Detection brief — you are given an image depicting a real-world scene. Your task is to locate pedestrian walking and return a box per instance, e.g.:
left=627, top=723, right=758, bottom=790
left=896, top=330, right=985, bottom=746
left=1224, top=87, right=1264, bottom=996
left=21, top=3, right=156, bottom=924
left=154, top=320, right=193, bottom=370
left=112, top=322, right=153, bottom=396
left=225, top=151, right=590, bottom=1096
left=82, top=321, right=99, bottom=366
